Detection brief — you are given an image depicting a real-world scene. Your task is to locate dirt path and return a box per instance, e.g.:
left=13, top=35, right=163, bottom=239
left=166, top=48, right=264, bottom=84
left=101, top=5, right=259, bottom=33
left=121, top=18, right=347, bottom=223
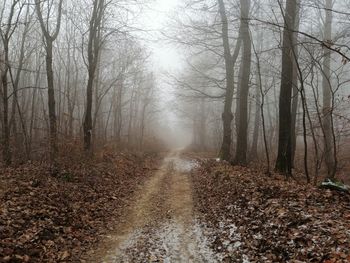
left=87, top=152, right=218, bottom=263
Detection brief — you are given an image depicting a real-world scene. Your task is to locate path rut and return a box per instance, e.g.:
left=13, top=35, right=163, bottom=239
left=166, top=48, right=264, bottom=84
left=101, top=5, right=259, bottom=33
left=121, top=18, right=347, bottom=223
left=88, top=152, right=218, bottom=263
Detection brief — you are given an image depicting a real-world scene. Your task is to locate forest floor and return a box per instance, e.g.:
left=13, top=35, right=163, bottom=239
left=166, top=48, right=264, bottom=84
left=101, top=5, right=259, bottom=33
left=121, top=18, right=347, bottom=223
left=1, top=151, right=350, bottom=262
left=85, top=151, right=218, bottom=262
left=0, top=151, right=159, bottom=262
left=192, top=159, right=350, bottom=263
left=87, top=152, right=350, bottom=263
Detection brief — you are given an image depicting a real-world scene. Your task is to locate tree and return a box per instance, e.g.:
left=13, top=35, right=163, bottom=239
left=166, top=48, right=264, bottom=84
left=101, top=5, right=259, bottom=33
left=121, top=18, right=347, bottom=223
left=275, top=0, right=298, bottom=175
left=234, top=0, right=252, bottom=165
left=322, top=0, right=336, bottom=179
left=290, top=0, right=300, bottom=167
left=250, top=27, right=263, bottom=161
left=0, top=0, right=23, bottom=165
left=217, top=0, right=241, bottom=161
left=83, top=0, right=105, bottom=154
left=35, top=0, right=64, bottom=164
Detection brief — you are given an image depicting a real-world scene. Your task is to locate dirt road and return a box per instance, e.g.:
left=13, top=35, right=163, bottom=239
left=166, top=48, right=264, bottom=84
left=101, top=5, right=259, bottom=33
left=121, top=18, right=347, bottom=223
left=88, top=152, right=218, bottom=262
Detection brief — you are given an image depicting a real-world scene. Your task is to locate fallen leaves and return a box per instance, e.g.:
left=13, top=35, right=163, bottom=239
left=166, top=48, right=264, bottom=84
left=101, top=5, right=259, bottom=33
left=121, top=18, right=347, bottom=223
left=0, top=152, right=158, bottom=262
left=191, top=160, right=350, bottom=262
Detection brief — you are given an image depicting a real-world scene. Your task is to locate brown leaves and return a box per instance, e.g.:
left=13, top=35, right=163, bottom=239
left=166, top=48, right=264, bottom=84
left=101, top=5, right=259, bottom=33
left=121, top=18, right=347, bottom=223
left=192, top=160, right=350, bottom=262
left=2, top=254, right=30, bottom=262
left=0, top=153, right=158, bottom=262
left=59, top=251, right=70, bottom=260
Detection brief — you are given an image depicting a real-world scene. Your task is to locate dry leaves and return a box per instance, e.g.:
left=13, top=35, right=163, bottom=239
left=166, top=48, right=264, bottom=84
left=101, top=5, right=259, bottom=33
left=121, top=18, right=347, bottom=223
left=0, top=152, right=158, bottom=262
left=191, top=160, right=350, bottom=262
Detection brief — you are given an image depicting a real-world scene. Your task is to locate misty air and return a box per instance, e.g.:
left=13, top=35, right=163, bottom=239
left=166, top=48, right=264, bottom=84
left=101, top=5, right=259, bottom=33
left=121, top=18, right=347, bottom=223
left=0, top=0, right=350, bottom=262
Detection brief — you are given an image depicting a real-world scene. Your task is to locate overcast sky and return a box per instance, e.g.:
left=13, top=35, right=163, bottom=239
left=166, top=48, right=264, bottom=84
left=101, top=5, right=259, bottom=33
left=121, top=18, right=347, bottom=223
left=136, top=0, right=192, bottom=148
left=139, top=0, right=183, bottom=72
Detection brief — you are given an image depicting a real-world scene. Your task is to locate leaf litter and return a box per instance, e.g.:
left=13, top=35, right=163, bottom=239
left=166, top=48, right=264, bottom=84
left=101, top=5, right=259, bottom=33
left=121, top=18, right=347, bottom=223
left=90, top=153, right=220, bottom=263
left=2, top=153, right=349, bottom=262
left=191, top=159, right=350, bottom=262
left=0, top=152, right=158, bottom=262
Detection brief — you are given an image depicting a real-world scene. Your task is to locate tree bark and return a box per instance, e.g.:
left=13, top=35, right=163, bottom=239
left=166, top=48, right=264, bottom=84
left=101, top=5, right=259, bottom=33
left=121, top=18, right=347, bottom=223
left=83, top=0, right=104, bottom=154
left=234, top=0, right=252, bottom=165
left=35, top=0, right=63, bottom=165
left=9, top=7, right=30, bottom=159
left=114, top=74, right=124, bottom=144
left=217, top=0, right=241, bottom=161
left=275, top=0, right=297, bottom=175
left=291, top=1, right=300, bottom=167
left=322, top=0, right=335, bottom=179
left=0, top=0, right=21, bottom=166
left=250, top=82, right=261, bottom=160
left=46, top=40, right=58, bottom=162
left=1, top=48, right=11, bottom=166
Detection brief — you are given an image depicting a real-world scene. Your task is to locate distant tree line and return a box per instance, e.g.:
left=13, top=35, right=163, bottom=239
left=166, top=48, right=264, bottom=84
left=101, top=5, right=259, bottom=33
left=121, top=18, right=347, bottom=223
left=170, top=0, right=350, bottom=181
left=0, top=0, right=158, bottom=168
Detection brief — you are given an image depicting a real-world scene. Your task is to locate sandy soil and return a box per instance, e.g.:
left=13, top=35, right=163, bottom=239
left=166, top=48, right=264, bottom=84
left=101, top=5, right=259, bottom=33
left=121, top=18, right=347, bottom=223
left=87, top=152, right=218, bottom=263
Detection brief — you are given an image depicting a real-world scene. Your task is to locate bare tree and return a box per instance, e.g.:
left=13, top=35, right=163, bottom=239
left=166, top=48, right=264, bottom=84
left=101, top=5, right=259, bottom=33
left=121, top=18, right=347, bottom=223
left=250, top=25, right=264, bottom=161
left=275, top=0, right=298, bottom=175
left=291, top=0, right=300, bottom=166
left=0, top=0, right=23, bottom=165
left=234, top=0, right=252, bottom=165
left=35, top=0, right=64, bottom=164
left=83, top=0, right=105, bottom=154
left=217, top=0, right=241, bottom=161
left=322, top=0, right=336, bottom=179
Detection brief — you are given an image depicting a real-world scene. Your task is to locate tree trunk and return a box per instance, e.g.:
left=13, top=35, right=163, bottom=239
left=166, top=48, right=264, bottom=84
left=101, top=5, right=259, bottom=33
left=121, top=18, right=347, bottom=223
left=83, top=72, right=94, bottom=152
left=1, top=49, right=11, bottom=165
left=127, top=85, right=136, bottom=147
left=217, top=0, right=236, bottom=161
left=322, top=0, right=335, bottom=179
left=0, top=0, right=26, bottom=165
left=139, top=98, right=149, bottom=150
left=83, top=0, right=104, bottom=154
left=35, top=0, right=63, bottom=166
left=291, top=0, right=300, bottom=167
left=250, top=83, right=261, bottom=160
left=10, top=9, right=30, bottom=160
left=46, top=40, right=58, bottom=162
left=199, top=98, right=206, bottom=151
left=114, top=76, right=124, bottom=144
left=234, top=0, right=252, bottom=165
left=275, top=0, right=297, bottom=175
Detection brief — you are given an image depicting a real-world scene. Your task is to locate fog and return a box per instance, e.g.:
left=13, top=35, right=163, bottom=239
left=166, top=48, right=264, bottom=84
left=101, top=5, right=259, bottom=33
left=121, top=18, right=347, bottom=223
left=136, top=0, right=192, bottom=149
left=2, top=1, right=350, bottom=261
left=0, top=0, right=349, bottom=175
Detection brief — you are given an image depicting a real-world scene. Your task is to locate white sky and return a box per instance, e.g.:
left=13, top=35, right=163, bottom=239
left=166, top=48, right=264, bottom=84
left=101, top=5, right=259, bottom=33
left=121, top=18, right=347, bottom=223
left=136, top=0, right=192, bottom=148
left=140, top=0, right=183, bottom=73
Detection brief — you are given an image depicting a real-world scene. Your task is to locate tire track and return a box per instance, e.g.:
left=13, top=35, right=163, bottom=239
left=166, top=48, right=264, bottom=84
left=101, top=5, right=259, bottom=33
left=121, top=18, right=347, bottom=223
left=88, top=152, right=218, bottom=263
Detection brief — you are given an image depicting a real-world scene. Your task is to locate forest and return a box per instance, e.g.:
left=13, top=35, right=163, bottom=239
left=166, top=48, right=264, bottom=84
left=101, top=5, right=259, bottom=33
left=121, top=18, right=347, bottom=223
left=0, top=0, right=350, bottom=262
